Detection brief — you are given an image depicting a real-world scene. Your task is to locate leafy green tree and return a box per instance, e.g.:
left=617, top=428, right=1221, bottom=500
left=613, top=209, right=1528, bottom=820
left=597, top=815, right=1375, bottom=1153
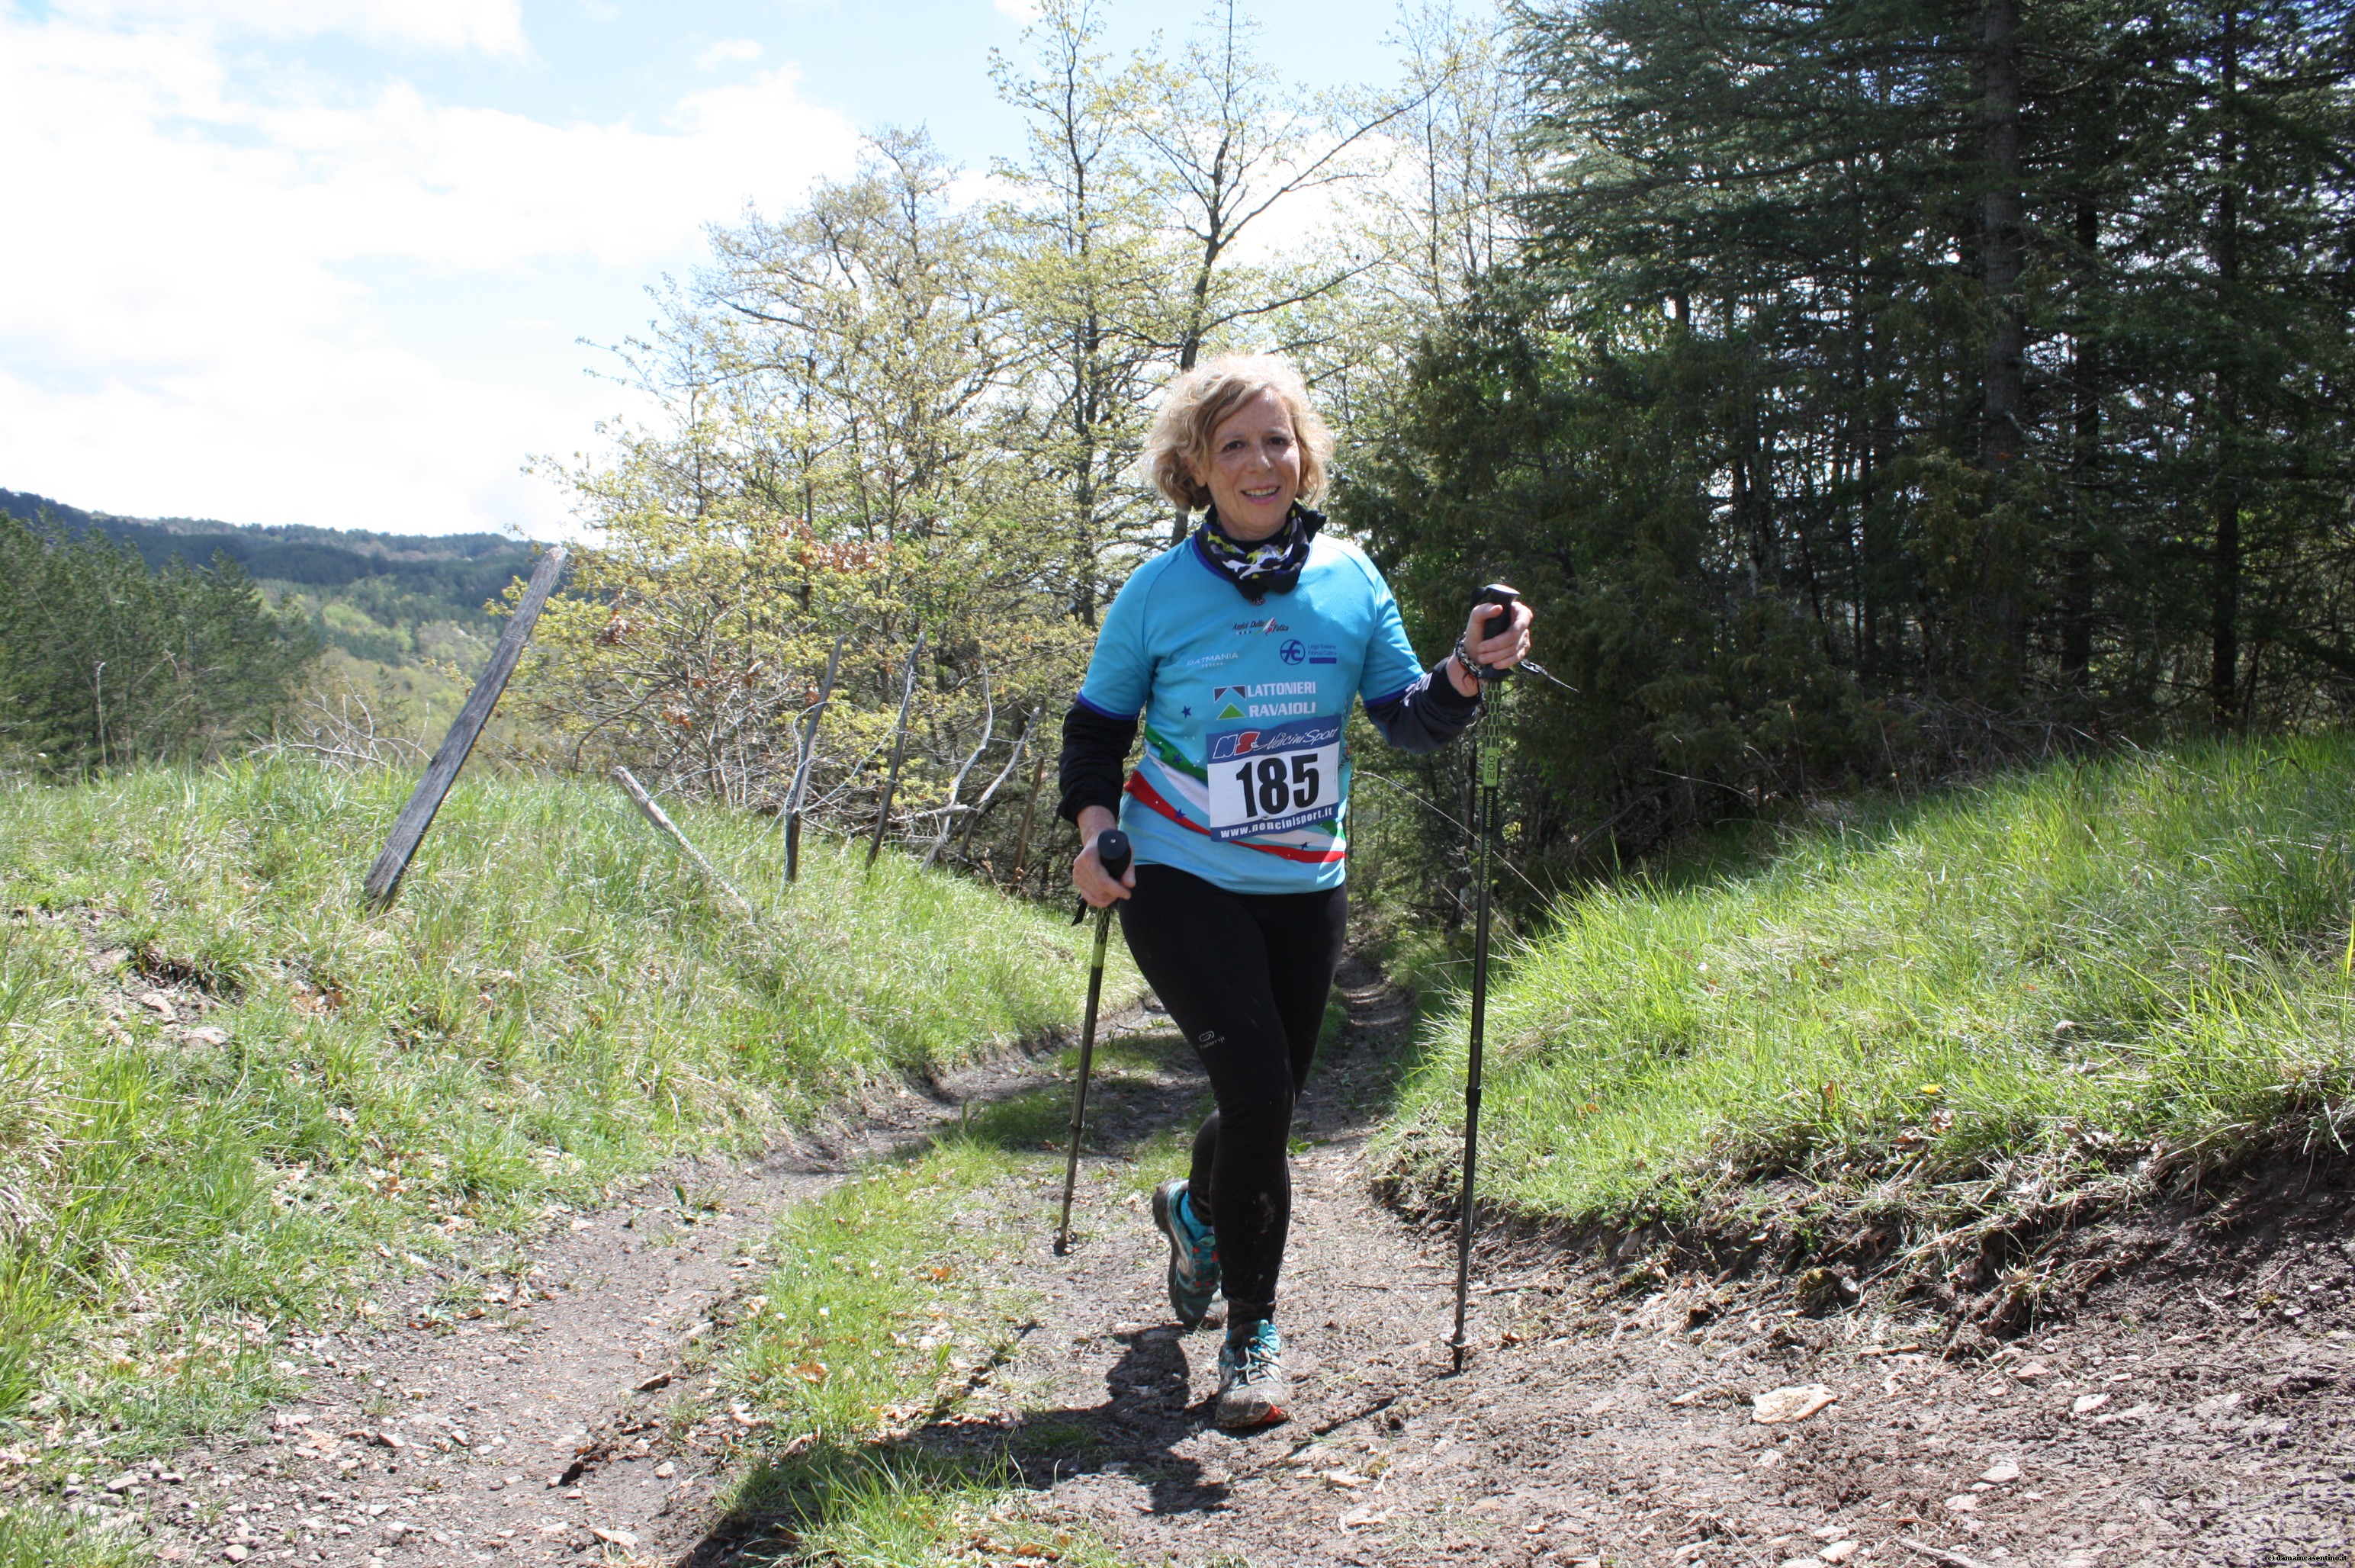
left=990, top=0, right=1184, bottom=626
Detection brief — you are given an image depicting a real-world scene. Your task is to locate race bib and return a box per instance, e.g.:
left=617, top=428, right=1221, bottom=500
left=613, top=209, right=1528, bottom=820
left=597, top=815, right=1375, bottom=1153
left=1204, top=716, right=1344, bottom=841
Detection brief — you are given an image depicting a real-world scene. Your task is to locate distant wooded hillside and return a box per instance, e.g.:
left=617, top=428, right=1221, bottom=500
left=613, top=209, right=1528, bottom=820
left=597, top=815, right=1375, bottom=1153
left=0, top=488, right=539, bottom=625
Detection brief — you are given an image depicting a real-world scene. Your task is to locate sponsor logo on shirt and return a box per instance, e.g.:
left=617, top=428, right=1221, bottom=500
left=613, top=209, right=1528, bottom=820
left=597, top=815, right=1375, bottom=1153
left=1208, top=718, right=1342, bottom=760
left=1210, top=680, right=1322, bottom=718
left=1183, top=650, right=1241, bottom=669
left=1307, top=642, right=1338, bottom=665
left=1278, top=638, right=1306, bottom=666
left=1231, top=619, right=1291, bottom=637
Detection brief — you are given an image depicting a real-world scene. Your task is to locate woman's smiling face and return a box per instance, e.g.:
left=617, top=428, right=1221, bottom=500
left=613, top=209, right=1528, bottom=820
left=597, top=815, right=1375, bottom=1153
left=1194, top=387, right=1302, bottom=541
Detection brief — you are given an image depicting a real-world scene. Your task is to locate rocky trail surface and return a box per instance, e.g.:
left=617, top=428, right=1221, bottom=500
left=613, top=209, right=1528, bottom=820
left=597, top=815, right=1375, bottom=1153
left=133, top=962, right=2355, bottom=1568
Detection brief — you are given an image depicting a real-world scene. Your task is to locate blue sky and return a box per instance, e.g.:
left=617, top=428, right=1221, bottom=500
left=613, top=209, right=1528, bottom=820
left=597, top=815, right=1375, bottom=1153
left=0, top=1, right=1467, bottom=538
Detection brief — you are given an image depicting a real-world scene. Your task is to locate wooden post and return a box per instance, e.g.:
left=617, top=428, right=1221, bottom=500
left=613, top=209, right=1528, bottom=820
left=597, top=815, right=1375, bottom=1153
left=362, top=545, right=569, bottom=906
left=783, top=635, right=845, bottom=884
left=612, top=767, right=760, bottom=924
left=1008, top=732, right=1052, bottom=884
left=957, top=706, right=1039, bottom=861
left=920, top=675, right=994, bottom=872
left=865, top=631, right=924, bottom=871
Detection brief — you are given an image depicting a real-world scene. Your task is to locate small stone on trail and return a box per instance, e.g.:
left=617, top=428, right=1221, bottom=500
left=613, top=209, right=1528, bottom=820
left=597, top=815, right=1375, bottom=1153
left=654, top=1460, right=676, bottom=1479
left=2071, top=1392, right=2110, bottom=1415
left=186, top=1026, right=228, bottom=1046
left=1753, top=1384, right=1839, bottom=1424
left=1980, top=1458, right=2020, bottom=1484
left=592, top=1528, right=639, bottom=1548
left=2013, top=1361, right=2049, bottom=1380
left=634, top=1371, right=672, bottom=1393
left=1779, top=1558, right=1823, bottom=1568
left=220, top=1548, right=249, bottom=1564
left=1943, top=1493, right=1977, bottom=1512
left=1820, top=1543, right=1859, bottom=1563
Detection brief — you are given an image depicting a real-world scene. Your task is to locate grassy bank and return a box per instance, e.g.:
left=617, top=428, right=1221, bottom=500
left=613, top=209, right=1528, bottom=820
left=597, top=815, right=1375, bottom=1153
left=0, top=759, right=1128, bottom=1511
left=1379, top=736, right=2355, bottom=1257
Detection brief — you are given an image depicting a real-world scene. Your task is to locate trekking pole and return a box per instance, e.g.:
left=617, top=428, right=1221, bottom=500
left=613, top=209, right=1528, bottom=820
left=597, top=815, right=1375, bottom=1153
left=1451, top=584, right=1518, bottom=1373
left=1055, top=827, right=1133, bottom=1256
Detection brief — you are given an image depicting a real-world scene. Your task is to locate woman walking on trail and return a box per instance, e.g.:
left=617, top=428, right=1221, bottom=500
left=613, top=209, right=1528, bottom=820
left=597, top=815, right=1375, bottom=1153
left=1056, top=354, right=1534, bottom=1431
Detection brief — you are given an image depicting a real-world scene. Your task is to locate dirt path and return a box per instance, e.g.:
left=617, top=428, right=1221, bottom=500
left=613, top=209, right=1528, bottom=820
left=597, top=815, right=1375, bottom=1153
left=136, top=961, right=2355, bottom=1568
left=800, top=963, right=2355, bottom=1568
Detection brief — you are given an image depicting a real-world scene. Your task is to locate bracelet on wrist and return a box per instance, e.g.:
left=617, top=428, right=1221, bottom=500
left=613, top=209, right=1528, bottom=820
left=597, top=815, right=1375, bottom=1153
left=1453, top=638, right=1508, bottom=685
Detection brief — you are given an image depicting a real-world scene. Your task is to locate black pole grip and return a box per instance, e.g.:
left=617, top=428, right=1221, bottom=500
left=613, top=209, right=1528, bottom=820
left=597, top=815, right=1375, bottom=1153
left=1478, top=582, right=1520, bottom=643
left=1097, top=828, right=1133, bottom=882
left=1072, top=827, right=1134, bottom=924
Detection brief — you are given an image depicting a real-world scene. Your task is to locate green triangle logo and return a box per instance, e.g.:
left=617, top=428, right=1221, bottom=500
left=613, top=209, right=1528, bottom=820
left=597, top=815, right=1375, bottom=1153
left=1217, top=703, right=1245, bottom=719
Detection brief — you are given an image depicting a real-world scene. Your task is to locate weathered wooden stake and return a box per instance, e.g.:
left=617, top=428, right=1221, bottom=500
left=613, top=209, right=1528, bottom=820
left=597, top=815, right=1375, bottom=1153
left=612, top=767, right=760, bottom=924
left=783, top=635, right=846, bottom=884
left=361, top=545, right=569, bottom=907
left=920, top=673, right=994, bottom=872
left=1008, top=734, right=1052, bottom=885
left=865, top=631, right=925, bottom=871
left=956, top=707, right=1039, bottom=861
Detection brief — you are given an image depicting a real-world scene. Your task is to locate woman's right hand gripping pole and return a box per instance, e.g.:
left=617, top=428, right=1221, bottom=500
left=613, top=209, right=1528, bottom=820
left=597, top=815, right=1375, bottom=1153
left=1071, top=804, right=1136, bottom=908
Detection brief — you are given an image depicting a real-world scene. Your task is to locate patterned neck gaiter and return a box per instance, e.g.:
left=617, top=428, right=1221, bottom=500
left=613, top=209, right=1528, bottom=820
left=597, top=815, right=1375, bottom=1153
left=1198, top=503, right=1324, bottom=603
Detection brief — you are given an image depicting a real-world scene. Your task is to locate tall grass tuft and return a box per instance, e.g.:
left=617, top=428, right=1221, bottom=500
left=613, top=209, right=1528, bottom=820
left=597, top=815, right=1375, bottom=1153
left=0, top=757, right=1125, bottom=1485
left=1380, top=737, right=2355, bottom=1242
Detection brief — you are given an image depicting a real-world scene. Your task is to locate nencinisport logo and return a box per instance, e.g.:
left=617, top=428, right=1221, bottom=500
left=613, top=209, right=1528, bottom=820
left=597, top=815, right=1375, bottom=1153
left=1207, top=718, right=1341, bottom=760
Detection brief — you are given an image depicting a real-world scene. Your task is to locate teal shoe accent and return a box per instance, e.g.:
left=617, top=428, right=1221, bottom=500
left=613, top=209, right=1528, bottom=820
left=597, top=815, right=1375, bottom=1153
left=1152, top=1178, right=1219, bottom=1329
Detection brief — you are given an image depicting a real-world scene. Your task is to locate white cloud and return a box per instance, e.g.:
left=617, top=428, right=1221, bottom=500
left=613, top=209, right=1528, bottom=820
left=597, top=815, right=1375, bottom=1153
left=992, top=0, right=1038, bottom=21
left=56, top=0, right=529, bottom=55
left=0, top=10, right=861, bottom=535
left=694, top=37, right=761, bottom=69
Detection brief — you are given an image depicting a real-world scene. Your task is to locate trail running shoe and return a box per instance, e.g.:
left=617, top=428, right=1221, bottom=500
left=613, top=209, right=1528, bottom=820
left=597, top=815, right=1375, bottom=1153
left=1215, top=1319, right=1287, bottom=1429
left=1152, top=1178, right=1219, bottom=1329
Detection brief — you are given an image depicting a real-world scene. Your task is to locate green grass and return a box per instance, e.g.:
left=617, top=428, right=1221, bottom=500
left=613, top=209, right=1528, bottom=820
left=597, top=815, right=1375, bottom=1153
left=1380, top=736, right=2355, bottom=1255
left=0, top=757, right=1133, bottom=1550
left=710, top=1064, right=1148, bottom=1566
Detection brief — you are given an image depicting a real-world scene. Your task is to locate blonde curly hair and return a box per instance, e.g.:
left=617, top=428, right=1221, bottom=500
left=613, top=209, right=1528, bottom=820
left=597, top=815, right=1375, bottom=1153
left=1138, top=354, right=1337, bottom=511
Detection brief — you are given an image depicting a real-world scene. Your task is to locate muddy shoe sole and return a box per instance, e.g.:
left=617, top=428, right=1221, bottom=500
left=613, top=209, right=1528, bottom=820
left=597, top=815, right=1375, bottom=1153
left=1213, top=1380, right=1289, bottom=1429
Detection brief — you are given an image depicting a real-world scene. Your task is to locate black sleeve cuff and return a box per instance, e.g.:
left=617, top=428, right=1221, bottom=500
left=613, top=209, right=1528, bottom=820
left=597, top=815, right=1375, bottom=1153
left=1055, top=701, right=1139, bottom=824
left=1361, top=659, right=1481, bottom=754
left=1420, top=659, right=1480, bottom=717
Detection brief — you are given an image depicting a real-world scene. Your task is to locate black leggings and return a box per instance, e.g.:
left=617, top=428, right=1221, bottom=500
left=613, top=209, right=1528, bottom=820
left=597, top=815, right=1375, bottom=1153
left=1116, top=863, right=1348, bottom=1322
